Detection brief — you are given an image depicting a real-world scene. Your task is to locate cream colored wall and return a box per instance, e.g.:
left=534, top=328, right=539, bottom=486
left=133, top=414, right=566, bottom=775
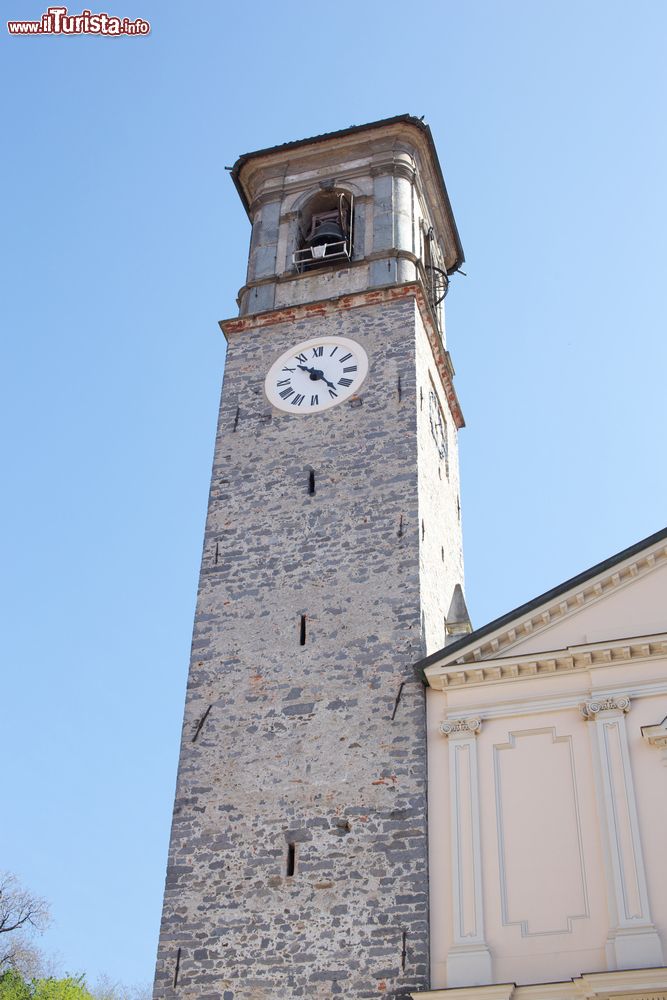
left=476, top=708, right=609, bottom=985
left=427, top=573, right=667, bottom=990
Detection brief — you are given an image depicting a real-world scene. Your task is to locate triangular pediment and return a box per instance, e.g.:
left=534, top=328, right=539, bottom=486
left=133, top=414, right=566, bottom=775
left=419, top=526, right=667, bottom=689
left=502, top=554, right=667, bottom=655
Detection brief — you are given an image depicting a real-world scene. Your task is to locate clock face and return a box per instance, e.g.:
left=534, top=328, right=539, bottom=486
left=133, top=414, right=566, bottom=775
left=264, top=336, right=369, bottom=414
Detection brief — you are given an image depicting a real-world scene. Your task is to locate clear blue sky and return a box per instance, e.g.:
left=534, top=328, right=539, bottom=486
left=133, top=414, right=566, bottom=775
left=2, top=0, right=666, bottom=989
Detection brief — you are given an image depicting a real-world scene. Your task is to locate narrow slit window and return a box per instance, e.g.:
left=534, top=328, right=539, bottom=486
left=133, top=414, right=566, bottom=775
left=286, top=842, right=296, bottom=877
left=299, top=615, right=306, bottom=645
left=308, top=470, right=315, bottom=495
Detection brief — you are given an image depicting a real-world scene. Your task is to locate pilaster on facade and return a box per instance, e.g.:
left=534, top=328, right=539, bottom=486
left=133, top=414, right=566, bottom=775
left=582, top=695, right=664, bottom=970
left=441, top=716, right=492, bottom=987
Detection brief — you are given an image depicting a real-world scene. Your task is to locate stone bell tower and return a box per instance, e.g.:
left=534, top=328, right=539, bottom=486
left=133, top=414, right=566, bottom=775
left=153, top=115, right=466, bottom=1000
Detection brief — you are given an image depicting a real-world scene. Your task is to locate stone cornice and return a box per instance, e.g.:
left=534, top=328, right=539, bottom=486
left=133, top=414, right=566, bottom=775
left=410, top=965, right=667, bottom=1000
left=219, top=281, right=465, bottom=429
left=440, top=682, right=667, bottom=723
left=238, top=247, right=423, bottom=295
left=411, top=988, right=512, bottom=1000
left=422, top=540, right=667, bottom=677
left=424, top=633, right=667, bottom=690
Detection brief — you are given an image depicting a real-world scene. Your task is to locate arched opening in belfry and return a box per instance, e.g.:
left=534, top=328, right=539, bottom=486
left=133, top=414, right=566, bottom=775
left=293, top=190, right=353, bottom=272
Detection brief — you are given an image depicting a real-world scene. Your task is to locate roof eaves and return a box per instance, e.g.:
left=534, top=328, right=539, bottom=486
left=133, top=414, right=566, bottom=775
left=415, top=524, right=667, bottom=680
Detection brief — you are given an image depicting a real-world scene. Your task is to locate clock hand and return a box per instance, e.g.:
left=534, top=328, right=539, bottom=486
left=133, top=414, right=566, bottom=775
left=297, top=364, right=338, bottom=391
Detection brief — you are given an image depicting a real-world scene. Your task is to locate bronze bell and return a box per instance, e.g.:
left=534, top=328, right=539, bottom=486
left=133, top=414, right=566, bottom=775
left=306, top=218, right=345, bottom=248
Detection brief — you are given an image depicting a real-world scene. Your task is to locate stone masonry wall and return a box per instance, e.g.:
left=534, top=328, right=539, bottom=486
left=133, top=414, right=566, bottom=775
left=415, top=308, right=464, bottom=656
left=153, top=294, right=444, bottom=1000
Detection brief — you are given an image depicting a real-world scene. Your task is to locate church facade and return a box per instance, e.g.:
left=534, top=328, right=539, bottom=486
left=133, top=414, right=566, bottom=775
left=152, top=117, right=667, bottom=1000
left=420, top=526, right=667, bottom=1000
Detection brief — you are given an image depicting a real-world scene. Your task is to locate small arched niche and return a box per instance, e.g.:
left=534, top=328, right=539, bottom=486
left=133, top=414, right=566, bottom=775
left=293, top=190, right=353, bottom=272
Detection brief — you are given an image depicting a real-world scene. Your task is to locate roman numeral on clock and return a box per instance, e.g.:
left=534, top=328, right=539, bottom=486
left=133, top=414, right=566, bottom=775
left=312, top=346, right=323, bottom=357
left=342, top=366, right=357, bottom=373
left=328, top=388, right=338, bottom=398
left=295, top=353, right=307, bottom=363
left=279, top=387, right=295, bottom=400
left=338, top=378, right=353, bottom=388
left=291, top=394, right=305, bottom=406
left=277, top=379, right=291, bottom=386
left=339, top=353, right=352, bottom=363
left=310, top=394, right=319, bottom=406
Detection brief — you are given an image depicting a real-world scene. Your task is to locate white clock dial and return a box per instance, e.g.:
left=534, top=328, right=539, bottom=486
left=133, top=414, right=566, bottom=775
left=264, top=336, right=369, bottom=414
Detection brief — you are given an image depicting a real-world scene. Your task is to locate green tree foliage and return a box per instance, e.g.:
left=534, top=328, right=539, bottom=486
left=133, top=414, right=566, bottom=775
left=0, top=970, right=30, bottom=1000
left=0, top=971, right=95, bottom=1000
left=32, top=977, right=94, bottom=1000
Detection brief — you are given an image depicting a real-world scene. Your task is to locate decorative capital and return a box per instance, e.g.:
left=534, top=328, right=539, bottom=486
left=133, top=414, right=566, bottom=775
left=580, top=695, right=631, bottom=720
left=441, top=717, right=482, bottom=738
left=370, top=156, right=416, bottom=183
